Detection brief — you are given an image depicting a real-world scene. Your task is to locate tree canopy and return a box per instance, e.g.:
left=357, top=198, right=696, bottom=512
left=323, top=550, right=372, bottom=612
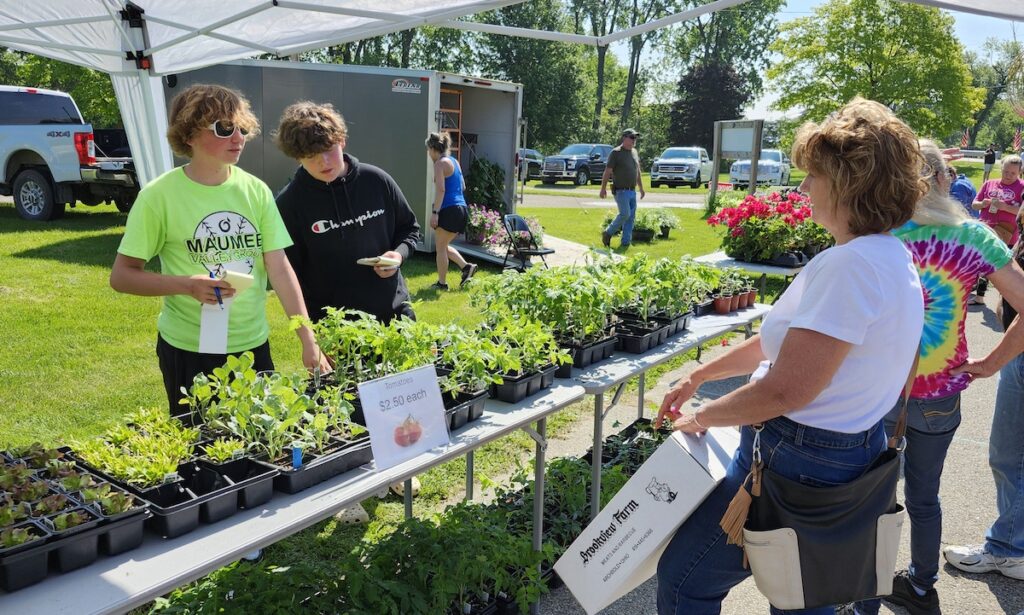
left=768, top=0, right=984, bottom=137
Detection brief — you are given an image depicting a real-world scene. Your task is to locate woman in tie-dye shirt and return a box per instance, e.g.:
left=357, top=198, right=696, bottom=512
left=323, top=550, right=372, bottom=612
left=855, top=140, right=1024, bottom=615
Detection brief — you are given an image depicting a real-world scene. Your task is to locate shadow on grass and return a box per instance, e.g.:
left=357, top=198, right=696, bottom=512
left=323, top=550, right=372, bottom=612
left=12, top=232, right=123, bottom=268
left=0, top=203, right=126, bottom=234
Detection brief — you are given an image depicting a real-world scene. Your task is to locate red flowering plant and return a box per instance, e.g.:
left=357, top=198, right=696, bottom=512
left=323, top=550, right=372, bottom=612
left=707, top=191, right=829, bottom=262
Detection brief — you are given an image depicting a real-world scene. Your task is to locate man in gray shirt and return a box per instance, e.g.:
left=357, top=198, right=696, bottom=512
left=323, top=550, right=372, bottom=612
left=600, top=128, right=646, bottom=247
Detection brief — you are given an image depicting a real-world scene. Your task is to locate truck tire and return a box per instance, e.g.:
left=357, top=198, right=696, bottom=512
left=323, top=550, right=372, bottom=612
left=541, top=178, right=556, bottom=185
left=114, top=193, right=136, bottom=213
left=691, top=172, right=702, bottom=189
left=575, top=168, right=590, bottom=186
left=13, top=169, right=64, bottom=221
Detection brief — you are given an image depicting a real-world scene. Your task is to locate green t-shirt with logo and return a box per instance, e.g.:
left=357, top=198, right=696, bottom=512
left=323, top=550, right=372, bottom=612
left=117, top=166, right=292, bottom=353
left=607, top=146, right=641, bottom=191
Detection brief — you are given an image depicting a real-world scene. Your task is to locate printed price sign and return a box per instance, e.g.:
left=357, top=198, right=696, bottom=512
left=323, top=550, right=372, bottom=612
left=357, top=364, right=450, bottom=470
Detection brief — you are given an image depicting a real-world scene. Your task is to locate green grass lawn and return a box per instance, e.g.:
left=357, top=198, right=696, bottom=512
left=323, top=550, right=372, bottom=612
left=520, top=205, right=722, bottom=258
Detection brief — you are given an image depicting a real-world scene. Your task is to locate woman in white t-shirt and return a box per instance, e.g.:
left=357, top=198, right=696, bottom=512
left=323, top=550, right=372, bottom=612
left=654, top=98, right=926, bottom=615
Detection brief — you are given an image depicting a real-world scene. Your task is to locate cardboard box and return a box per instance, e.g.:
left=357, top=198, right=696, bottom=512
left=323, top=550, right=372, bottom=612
left=554, top=427, right=741, bottom=615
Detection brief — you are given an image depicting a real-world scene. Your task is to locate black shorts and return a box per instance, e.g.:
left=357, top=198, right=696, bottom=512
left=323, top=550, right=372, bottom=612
left=437, top=205, right=468, bottom=233
left=156, top=334, right=274, bottom=414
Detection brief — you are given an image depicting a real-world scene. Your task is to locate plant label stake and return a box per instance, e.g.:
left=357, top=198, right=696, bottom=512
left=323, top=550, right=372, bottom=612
left=291, top=445, right=303, bottom=470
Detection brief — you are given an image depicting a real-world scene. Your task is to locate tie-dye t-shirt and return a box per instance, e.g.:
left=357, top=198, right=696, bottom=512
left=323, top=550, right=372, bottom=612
left=895, top=221, right=1013, bottom=399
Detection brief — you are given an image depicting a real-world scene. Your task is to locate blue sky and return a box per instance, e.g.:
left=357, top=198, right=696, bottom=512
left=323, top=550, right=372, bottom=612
left=744, top=0, right=1021, bottom=117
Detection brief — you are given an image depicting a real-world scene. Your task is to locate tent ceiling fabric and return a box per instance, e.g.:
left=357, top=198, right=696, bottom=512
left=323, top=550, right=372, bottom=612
left=0, top=0, right=527, bottom=75
left=0, top=0, right=1019, bottom=76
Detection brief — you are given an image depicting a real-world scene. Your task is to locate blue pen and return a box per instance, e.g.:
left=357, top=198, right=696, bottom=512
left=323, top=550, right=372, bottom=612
left=210, top=271, right=224, bottom=310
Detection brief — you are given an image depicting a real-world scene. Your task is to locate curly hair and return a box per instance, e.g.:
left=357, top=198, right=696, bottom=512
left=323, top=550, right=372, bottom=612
left=425, top=131, right=452, bottom=154
left=166, top=84, right=259, bottom=158
left=274, top=102, right=348, bottom=160
left=791, top=97, right=927, bottom=236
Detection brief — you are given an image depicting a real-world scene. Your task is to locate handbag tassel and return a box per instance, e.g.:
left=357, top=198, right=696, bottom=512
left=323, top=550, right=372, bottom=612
left=719, top=461, right=761, bottom=548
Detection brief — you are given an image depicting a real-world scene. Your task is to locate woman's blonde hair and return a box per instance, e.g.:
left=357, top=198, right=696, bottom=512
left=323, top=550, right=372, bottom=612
left=425, top=132, right=452, bottom=154
left=1002, top=155, right=1023, bottom=172
left=913, top=139, right=970, bottom=227
left=791, top=97, right=927, bottom=236
left=274, top=101, right=348, bottom=160
left=166, top=84, right=259, bottom=158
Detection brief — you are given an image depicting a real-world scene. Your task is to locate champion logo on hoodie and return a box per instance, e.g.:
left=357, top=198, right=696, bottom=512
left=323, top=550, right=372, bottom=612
left=311, top=219, right=340, bottom=234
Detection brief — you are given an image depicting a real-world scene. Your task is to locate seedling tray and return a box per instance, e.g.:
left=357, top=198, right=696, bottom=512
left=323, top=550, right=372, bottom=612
left=256, top=435, right=373, bottom=495
left=491, top=371, right=543, bottom=404
left=66, top=454, right=254, bottom=539
left=444, top=390, right=488, bottom=430
left=556, top=336, right=617, bottom=377
left=0, top=520, right=50, bottom=591
left=693, top=298, right=715, bottom=317
left=197, top=458, right=277, bottom=510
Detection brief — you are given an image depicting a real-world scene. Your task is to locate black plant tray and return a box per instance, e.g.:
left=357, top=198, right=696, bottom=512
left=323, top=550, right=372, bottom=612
left=491, top=371, right=543, bottom=404
left=539, top=364, right=559, bottom=388
left=444, top=390, right=489, bottom=430
left=195, top=457, right=277, bottom=510
left=693, top=298, right=715, bottom=317
left=255, top=435, right=373, bottom=495
left=0, top=500, right=155, bottom=592
left=66, top=454, right=251, bottom=539
left=45, top=507, right=103, bottom=573
left=0, top=520, right=50, bottom=591
left=615, top=322, right=669, bottom=354
left=556, top=336, right=617, bottom=377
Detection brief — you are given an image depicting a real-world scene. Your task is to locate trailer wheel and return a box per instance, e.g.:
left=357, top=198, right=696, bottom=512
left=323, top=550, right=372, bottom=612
left=13, top=169, right=65, bottom=221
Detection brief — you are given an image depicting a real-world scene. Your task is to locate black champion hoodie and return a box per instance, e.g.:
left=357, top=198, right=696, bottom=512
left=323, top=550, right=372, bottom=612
left=276, top=154, right=421, bottom=323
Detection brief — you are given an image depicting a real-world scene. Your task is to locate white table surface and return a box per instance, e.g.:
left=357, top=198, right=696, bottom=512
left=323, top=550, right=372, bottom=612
left=0, top=384, right=586, bottom=615
left=694, top=250, right=804, bottom=276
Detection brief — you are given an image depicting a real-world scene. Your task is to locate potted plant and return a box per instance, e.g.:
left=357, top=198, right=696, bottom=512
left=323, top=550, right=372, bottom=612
left=707, top=191, right=813, bottom=265
left=656, top=209, right=680, bottom=238
left=465, top=204, right=503, bottom=246
left=438, top=329, right=508, bottom=428
left=0, top=463, right=33, bottom=490
left=32, top=493, right=72, bottom=517
left=9, top=480, right=49, bottom=503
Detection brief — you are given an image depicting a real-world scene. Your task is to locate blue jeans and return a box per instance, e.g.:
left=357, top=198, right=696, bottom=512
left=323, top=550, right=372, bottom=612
left=854, top=393, right=961, bottom=615
left=605, top=190, right=637, bottom=245
left=987, top=353, right=1024, bottom=558
left=656, top=416, right=886, bottom=615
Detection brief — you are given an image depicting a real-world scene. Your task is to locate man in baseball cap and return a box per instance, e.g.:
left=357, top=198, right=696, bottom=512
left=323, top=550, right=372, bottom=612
left=600, top=128, right=646, bottom=248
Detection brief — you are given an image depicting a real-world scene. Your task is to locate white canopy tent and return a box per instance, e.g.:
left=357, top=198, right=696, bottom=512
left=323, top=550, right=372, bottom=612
left=0, top=0, right=1020, bottom=185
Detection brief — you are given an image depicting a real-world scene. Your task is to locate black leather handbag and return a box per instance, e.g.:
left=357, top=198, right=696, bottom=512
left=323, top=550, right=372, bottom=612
left=720, top=356, right=917, bottom=610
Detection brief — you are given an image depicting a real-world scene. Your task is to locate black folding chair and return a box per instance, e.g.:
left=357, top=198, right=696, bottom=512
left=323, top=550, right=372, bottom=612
left=501, top=214, right=555, bottom=272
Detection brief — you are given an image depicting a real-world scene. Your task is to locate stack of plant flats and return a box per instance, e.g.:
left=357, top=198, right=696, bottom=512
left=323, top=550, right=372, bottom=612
left=0, top=443, right=151, bottom=591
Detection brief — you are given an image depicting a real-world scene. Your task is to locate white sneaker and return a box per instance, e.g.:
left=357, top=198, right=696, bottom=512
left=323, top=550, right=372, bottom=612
left=390, top=476, right=421, bottom=497
left=333, top=503, right=369, bottom=525
left=944, top=544, right=1024, bottom=580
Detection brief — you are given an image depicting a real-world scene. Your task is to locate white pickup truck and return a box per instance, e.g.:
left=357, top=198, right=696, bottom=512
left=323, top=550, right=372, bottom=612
left=0, top=85, right=138, bottom=221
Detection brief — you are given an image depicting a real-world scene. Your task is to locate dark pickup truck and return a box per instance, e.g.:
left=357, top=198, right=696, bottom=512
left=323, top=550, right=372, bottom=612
left=540, top=143, right=613, bottom=186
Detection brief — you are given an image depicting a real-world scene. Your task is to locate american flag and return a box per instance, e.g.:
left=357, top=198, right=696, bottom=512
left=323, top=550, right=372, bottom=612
left=1014, top=126, right=1022, bottom=153
left=960, top=128, right=970, bottom=149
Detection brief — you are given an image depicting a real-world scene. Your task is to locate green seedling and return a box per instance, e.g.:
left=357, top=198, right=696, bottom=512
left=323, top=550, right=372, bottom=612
left=0, top=526, right=40, bottom=549
left=51, top=509, right=91, bottom=531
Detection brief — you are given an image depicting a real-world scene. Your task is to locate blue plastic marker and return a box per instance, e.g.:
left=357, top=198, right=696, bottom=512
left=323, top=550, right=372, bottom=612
left=210, top=271, right=224, bottom=310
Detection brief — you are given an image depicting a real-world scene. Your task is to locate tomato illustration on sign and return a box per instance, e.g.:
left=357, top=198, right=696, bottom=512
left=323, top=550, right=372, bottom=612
left=394, top=415, right=423, bottom=447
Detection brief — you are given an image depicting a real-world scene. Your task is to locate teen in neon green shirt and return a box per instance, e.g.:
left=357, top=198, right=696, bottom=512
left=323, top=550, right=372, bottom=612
left=111, top=84, right=329, bottom=411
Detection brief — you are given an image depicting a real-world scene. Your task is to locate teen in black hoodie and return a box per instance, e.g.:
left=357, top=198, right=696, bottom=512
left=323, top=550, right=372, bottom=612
left=274, top=102, right=420, bottom=323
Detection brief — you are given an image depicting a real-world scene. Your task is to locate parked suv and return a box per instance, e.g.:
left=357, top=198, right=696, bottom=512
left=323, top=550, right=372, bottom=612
left=729, top=149, right=791, bottom=190
left=541, top=143, right=613, bottom=185
left=650, top=147, right=713, bottom=189
left=516, top=148, right=544, bottom=180
left=0, top=85, right=138, bottom=221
